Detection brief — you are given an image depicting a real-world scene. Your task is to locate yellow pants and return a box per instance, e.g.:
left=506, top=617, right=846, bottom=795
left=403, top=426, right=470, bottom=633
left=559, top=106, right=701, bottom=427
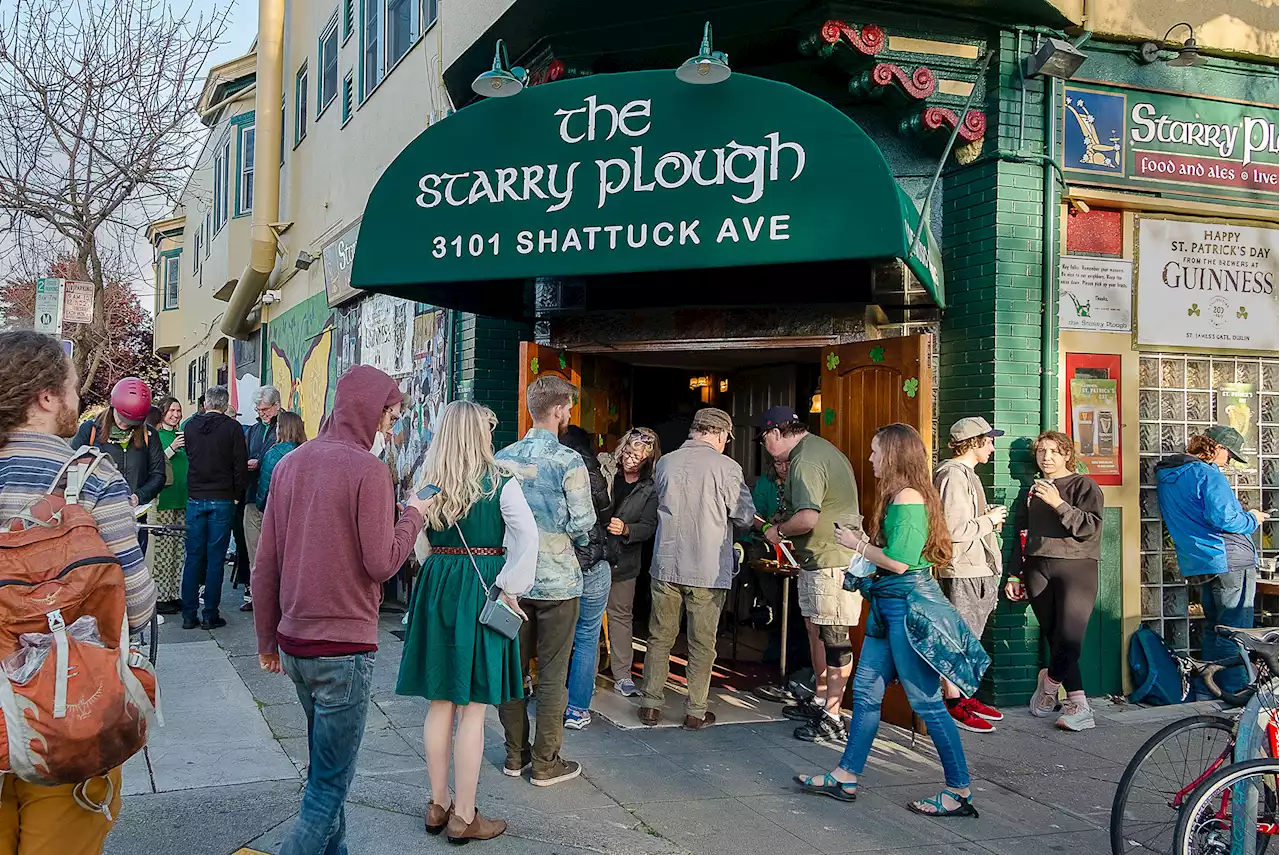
left=0, top=768, right=121, bottom=855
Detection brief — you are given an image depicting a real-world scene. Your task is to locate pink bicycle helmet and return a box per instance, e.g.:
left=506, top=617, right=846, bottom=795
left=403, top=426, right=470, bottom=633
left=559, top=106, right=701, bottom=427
left=110, top=377, right=152, bottom=426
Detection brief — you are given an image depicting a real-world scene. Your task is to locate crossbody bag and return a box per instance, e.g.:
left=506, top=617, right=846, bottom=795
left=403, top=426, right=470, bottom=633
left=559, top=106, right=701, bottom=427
left=454, top=525, right=524, bottom=641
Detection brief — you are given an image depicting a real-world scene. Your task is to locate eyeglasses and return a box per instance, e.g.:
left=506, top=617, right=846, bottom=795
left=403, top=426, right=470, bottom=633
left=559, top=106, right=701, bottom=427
left=624, top=431, right=656, bottom=446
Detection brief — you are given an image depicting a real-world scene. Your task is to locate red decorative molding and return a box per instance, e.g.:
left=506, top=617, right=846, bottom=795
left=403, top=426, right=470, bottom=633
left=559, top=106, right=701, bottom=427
left=819, top=20, right=886, bottom=55
left=920, top=107, right=987, bottom=142
left=870, top=63, right=936, bottom=99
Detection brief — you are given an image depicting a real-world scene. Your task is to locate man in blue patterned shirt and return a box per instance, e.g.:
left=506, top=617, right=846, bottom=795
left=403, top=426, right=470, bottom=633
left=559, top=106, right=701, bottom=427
left=496, top=374, right=595, bottom=788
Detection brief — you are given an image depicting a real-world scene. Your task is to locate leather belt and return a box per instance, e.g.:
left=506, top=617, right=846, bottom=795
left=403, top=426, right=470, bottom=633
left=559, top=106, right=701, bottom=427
left=432, top=546, right=506, bottom=556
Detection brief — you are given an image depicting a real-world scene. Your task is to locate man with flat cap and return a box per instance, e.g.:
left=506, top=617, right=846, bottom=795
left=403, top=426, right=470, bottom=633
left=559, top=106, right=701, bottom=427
left=637, top=407, right=755, bottom=730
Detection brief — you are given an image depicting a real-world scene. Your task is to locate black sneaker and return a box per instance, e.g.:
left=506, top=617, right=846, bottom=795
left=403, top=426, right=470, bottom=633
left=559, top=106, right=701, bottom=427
left=200, top=617, right=227, bottom=630
left=794, top=714, right=848, bottom=745
left=182, top=617, right=199, bottom=630
left=782, top=700, right=825, bottom=722
left=157, top=599, right=182, bottom=615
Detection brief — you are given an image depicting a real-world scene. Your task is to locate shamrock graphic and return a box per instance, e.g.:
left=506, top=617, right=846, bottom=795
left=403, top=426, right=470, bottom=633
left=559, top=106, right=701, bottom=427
left=823, top=408, right=836, bottom=426
left=826, top=352, right=840, bottom=371
left=608, top=401, right=618, bottom=417
left=597, top=434, right=604, bottom=447
left=870, top=345, right=886, bottom=364
left=530, top=357, right=540, bottom=375
left=559, top=352, right=568, bottom=370
left=1187, top=304, right=1201, bottom=317
left=1237, top=306, right=1249, bottom=320
left=904, top=377, right=920, bottom=398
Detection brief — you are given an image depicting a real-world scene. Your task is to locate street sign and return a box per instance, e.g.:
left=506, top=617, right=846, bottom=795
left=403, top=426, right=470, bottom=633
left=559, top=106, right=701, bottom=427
left=34, top=277, right=63, bottom=335
left=62, top=280, right=95, bottom=325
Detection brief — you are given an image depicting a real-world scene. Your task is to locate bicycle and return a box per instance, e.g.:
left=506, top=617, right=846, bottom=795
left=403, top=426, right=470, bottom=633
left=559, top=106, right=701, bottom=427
left=136, top=521, right=186, bottom=667
left=1172, top=627, right=1280, bottom=855
left=1111, top=626, right=1279, bottom=855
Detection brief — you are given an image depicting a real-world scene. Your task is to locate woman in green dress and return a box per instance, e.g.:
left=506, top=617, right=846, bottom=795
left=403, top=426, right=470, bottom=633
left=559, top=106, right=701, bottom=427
left=396, top=401, right=537, bottom=844
left=152, top=396, right=188, bottom=614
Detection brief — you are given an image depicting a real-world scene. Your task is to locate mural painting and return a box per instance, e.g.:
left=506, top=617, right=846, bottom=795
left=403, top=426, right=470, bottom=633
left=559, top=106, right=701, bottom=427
left=265, top=292, right=337, bottom=440
left=359, top=292, right=415, bottom=377
left=387, top=305, right=450, bottom=497
left=231, top=330, right=262, bottom=427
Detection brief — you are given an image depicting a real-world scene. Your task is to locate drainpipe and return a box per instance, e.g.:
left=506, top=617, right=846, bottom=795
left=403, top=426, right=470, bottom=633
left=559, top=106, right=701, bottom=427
left=1040, top=73, right=1060, bottom=431
left=220, top=0, right=284, bottom=340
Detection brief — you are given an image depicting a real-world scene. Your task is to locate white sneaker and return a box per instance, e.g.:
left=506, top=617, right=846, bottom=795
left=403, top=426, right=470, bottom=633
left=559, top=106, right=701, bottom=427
left=1055, top=700, right=1095, bottom=731
left=1029, top=668, right=1057, bottom=718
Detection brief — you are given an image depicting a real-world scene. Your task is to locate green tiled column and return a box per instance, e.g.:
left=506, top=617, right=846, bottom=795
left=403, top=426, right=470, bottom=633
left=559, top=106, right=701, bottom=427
left=452, top=312, right=532, bottom=450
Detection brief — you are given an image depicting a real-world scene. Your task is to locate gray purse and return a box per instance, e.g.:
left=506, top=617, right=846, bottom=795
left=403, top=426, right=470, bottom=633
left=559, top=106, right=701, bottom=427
left=455, top=524, right=524, bottom=641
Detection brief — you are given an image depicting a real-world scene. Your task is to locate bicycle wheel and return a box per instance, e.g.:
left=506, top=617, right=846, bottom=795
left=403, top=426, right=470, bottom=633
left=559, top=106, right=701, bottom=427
left=1112, top=714, right=1237, bottom=854
left=1174, top=757, right=1278, bottom=855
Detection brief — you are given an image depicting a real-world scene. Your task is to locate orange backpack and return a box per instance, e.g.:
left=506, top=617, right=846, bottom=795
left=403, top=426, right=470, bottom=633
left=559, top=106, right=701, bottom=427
left=0, top=448, right=160, bottom=790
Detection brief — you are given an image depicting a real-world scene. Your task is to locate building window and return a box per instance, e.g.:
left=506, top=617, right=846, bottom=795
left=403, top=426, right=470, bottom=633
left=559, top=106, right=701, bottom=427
left=343, top=0, right=354, bottom=41
left=192, top=229, right=200, bottom=274
left=187, top=360, right=196, bottom=403
left=341, top=71, right=354, bottom=124
left=213, top=137, right=230, bottom=231
left=362, top=0, right=381, bottom=98
left=162, top=255, right=180, bottom=310
left=386, top=0, right=418, bottom=67
left=238, top=125, right=255, bottom=214
left=319, top=15, right=339, bottom=114
left=204, top=213, right=211, bottom=258
left=295, top=63, right=309, bottom=145
left=423, top=0, right=437, bottom=29
left=199, top=354, right=209, bottom=398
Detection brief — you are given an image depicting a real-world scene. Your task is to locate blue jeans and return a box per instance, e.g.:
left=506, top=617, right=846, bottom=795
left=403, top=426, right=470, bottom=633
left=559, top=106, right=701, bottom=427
left=181, top=499, right=234, bottom=622
left=279, top=651, right=376, bottom=855
left=566, top=561, right=611, bottom=714
left=1199, top=562, right=1257, bottom=694
left=839, top=597, right=971, bottom=789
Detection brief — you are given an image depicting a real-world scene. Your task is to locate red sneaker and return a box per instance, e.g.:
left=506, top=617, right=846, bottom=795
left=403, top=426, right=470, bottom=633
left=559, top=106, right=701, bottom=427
left=946, top=700, right=994, bottom=733
left=962, top=696, right=1004, bottom=722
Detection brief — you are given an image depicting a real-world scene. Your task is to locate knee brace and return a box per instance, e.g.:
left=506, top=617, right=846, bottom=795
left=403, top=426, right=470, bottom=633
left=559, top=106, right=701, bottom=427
left=825, top=645, right=853, bottom=667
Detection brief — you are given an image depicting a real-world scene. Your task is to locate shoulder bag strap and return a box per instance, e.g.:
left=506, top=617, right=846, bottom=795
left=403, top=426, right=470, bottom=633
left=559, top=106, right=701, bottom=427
left=453, top=524, right=495, bottom=599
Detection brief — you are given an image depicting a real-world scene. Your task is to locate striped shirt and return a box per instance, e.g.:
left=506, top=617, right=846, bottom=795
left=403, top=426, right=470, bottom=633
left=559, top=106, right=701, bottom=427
left=0, top=431, right=156, bottom=630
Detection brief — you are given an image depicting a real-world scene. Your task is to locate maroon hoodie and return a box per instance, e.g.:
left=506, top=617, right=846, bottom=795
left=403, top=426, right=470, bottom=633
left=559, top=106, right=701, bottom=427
left=253, top=365, right=422, bottom=654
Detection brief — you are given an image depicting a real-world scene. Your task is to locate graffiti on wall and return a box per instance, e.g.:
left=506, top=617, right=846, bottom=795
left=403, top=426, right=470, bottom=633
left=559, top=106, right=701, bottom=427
left=388, top=305, right=449, bottom=496
left=359, top=293, right=415, bottom=377
left=266, top=292, right=336, bottom=440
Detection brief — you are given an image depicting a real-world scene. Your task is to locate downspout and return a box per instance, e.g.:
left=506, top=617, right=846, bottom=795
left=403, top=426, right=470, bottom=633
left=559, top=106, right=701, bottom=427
left=220, top=0, right=284, bottom=340
left=1040, top=73, right=1060, bottom=431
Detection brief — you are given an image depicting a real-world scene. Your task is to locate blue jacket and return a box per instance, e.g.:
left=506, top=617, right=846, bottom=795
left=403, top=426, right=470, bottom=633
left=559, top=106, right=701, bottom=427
left=1155, top=454, right=1258, bottom=577
left=849, top=570, right=991, bottom=697
left=255, top=441, right=299, bottom=511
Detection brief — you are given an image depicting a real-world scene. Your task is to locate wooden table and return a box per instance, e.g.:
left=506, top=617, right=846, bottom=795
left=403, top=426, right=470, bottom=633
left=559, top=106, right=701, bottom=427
left=1257, top=578, right=1279, bottom=597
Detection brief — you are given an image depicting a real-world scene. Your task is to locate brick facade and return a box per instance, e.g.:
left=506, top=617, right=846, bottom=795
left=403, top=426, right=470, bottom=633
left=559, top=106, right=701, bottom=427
left=452, top=313, right=532, bottom=450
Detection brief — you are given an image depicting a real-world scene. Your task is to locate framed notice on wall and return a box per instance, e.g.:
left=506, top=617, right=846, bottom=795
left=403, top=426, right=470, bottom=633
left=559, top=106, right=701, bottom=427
left=1065, top=353, right=1122, bottom=486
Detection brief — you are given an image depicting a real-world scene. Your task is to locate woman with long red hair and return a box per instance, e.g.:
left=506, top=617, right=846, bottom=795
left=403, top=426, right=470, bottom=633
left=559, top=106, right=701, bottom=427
left=795, top=424, right=989, bottom=818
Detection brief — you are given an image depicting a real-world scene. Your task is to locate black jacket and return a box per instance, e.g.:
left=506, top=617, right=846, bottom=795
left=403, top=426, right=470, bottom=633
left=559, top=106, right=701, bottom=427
left=606, top=473, right=658, bottom=582
left=184, top=411, right=249, bottom=501
left=245, top=417, right=278, bottom=492
left=72, top=419, right=166, bottom=505
left=571, top=448, right=611, bottom=572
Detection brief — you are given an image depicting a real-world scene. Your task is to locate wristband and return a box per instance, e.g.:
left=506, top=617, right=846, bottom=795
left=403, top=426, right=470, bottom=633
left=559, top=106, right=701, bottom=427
left=1006, top=575, right=1021, bottom=583
left=762, top=523, right=774, bottom=533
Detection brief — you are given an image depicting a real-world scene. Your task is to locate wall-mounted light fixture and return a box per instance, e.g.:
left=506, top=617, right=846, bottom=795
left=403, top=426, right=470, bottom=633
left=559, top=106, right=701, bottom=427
left=1139, top=23, right=1206, bottom=68
left=689, top=375, right=710, bottom=390
left=1024, top=37, right=1087, bottom=80
left=676, top=22, right=731, bottom=85
left=472, top=40, right=527, bottom=98
left=294, top=250, right=316, bottom=270
left=719, top=379, right=729, bottom=393
left=810, top=392, right=822, bottom=414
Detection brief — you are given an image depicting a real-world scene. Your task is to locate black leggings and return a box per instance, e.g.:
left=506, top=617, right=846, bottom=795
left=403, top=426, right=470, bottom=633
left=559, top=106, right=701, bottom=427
left=1025, top=557, right=1098, bottom=693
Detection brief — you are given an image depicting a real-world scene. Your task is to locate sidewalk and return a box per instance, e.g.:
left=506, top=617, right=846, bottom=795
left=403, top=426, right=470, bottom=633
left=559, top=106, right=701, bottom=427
left=107, top=603, right=1178, bottom=855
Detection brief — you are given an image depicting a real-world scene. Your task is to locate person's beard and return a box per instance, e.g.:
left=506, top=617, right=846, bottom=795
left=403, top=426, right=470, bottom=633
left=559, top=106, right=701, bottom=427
left=54, top=399, right=78, bottom=438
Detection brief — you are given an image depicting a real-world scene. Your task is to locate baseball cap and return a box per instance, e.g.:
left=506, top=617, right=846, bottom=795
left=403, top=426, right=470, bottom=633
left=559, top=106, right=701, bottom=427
left=691, top=407, right=735, bottom=439
left=756, top=405, right=803, bottom=432
left=949, top=417, right=1004, bottom=444
left=1204, top=424, right=1247, bottom=464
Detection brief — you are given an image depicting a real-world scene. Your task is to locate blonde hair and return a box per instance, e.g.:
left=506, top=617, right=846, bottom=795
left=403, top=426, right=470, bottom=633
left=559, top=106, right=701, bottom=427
left=526, top=374, right=576, bottom=420
left=419, top=401, right=513, bottom=530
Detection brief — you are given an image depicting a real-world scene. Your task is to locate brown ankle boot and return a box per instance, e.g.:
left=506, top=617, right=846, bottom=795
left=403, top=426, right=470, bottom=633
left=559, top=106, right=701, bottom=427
left=446, top=809, right=507, bottom=844
left=425, top=801, right=452, bottom=835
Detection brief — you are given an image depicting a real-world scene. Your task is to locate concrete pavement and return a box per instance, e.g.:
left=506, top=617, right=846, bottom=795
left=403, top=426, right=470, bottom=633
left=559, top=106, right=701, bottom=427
left=105, top=601, right=1197, bottom=855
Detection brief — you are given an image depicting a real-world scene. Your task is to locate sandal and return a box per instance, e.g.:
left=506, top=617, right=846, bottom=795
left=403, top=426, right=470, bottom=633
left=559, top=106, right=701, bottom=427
left=793, top=773, right=858, bottom=802
left=906, top=789, right=979, bottom=818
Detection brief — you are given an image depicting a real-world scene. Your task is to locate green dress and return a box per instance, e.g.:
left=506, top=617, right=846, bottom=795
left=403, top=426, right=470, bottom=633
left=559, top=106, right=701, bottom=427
left=396, top=475, right=523, bottom=706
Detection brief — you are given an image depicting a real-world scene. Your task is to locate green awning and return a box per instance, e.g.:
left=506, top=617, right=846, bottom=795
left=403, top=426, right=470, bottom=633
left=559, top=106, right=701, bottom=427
left=353, top=70, right=946, bottom=312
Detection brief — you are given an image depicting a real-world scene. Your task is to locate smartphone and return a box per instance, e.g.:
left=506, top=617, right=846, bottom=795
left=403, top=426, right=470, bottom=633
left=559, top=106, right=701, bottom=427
left=416, top=483, right=441, bottom=501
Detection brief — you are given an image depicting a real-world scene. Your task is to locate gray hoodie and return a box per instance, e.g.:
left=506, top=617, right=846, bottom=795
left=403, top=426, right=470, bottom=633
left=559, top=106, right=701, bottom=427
left=933, top=459, right=1002, bottom=579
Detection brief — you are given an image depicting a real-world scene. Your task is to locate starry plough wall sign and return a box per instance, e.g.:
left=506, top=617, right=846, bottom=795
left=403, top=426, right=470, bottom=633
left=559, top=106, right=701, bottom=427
left=904, top=377, right=919, bottom=398
left=869, top=345, right=885, bottom=364
left=826, top=352, right=840, bottom=371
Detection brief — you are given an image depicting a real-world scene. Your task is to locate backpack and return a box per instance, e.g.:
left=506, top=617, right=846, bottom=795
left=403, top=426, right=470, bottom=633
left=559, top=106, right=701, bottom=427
left=0, top=448, right=160, bottom=788
left=1128, top=626, right=1190, bottom=706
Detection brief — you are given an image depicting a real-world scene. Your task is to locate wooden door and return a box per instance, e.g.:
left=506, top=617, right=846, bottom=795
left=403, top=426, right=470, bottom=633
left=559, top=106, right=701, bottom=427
left=517, top=343, right=632, bottom=452
left=819, top=334, right=933, bottom=731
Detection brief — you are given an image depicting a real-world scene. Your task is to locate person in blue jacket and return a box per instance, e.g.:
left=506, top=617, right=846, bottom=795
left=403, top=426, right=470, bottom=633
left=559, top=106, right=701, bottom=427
left=1156, top=424, right=1270, bottom=692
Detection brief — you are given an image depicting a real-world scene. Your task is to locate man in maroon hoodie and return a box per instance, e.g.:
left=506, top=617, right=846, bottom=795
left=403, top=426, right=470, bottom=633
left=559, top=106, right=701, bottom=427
left=254, top=364, right=431, bottom=855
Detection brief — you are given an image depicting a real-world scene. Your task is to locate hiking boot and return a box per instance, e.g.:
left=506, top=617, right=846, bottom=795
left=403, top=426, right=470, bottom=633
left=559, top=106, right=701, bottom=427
left=502, top=752, right=531, bottom=777
left=1055, top=700, right=1095, bottom=732
left=1029, top=668, right=1058, bottom=718
left=782, top=700, right=825, bottom=722
left=564, top=709, right=591, bottom=730
left=614, top=678, right=640, bottom=697
left=964, top=696, right=1004, bottom=722
left=200, top=617, right=227, bottom=630
left=946, top=699, right=994, bottom=734
left=530, top=758, right=581, bottom=787
left=446, top=809, right=506, bottom=843
left=794, top=714, right=848, bottom=745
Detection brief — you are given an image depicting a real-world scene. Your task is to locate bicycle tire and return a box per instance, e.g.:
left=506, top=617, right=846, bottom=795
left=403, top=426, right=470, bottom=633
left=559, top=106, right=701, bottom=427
left=1173, top=757, right=1278, bottom=855
left=1112, top=714, right=1237, bottom=855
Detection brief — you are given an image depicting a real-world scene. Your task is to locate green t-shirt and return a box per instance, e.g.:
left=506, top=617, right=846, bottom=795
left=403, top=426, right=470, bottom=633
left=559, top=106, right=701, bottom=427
left=156, top=426, right=189, bottom=510
left=752, top=475, right=783, bottom=524
left=784, top=433, right=860, bottom=569
left=882, top=503, right=932, bottom=571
